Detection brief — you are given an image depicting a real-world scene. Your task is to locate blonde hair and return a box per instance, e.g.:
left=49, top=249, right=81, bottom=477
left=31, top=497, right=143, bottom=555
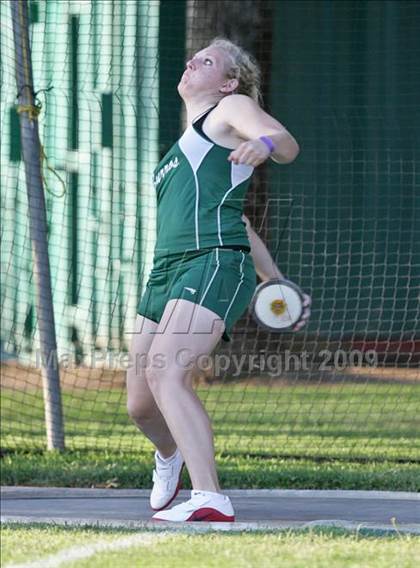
left=207, top=37, right=263, bottom=106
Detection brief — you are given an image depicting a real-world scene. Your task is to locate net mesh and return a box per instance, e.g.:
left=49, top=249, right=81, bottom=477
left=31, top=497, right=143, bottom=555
left=1, top=0, right=419, bottom=463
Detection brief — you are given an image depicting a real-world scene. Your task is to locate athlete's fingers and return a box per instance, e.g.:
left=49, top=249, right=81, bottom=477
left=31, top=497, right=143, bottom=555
left=229, top=153, right=250, bottom=165
left=292, top=310, right=310, bottom=331
left=228, top=145, right=248, bottom=163
left=240, top=149, right=259, bottom=165
left=291, top=293, right=311, bottom=331
left=228, top=141, right=270, bottom=166
left=301, top=306, right=311, bottom=321
left=229, top=149, right=266, bottom=167
left=300, top=303, right=311, bottom=323
left=243, top=149, right=265, bottom=166
left=228, top=143, right=246, bottom=162
left=302, top=293, right=312, bottom=307
left=292, top=320, right=306, bottom=331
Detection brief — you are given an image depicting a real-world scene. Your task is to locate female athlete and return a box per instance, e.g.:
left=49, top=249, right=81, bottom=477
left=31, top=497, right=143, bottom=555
left=126, top=37, right=310, bottom=522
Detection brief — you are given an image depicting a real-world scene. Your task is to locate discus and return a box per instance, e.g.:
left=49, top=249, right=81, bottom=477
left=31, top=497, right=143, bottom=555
left=250, top=278, right=304, bottom=332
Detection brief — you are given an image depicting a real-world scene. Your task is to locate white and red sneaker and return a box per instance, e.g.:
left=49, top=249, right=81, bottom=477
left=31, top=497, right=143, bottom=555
left=150, top=448, right=184, bottom=511
left=152, top=490, right=235, bottom=522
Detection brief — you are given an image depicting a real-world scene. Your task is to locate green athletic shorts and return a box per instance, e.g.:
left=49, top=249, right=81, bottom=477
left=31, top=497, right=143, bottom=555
left=137, top=247, right=257, bottom=342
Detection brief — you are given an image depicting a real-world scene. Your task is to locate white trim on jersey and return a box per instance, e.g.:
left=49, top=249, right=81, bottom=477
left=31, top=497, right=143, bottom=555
left=224, top=251, right=246, bottom=323
left=193, top=169, right=200, bottom=249
left=217, top=162, right=254, bottom=245
left=178, top=127, right=213, bottom=249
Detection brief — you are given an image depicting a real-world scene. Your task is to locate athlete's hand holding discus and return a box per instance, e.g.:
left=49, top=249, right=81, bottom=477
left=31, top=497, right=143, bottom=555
left=250, top=278, right=312, bottom=332
left=241, top=215, right=312, bottom=333
left=291, top=291, right=312, bottom=331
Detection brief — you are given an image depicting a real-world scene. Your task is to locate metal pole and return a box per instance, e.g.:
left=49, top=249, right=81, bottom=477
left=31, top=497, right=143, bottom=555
left=10, top=0, right=65, bottom=450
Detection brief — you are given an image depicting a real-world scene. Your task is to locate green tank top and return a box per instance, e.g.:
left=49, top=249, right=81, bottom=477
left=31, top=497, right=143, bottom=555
left=152, top=104, right=254, bottom=257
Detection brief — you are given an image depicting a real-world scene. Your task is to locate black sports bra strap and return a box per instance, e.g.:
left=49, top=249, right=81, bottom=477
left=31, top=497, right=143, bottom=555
left=193, top=104, right=218, bottom=125
left=192, top=104, right=218, bottom=143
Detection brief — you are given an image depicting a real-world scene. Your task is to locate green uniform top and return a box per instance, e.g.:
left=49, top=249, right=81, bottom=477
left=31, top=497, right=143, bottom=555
left=152, top=104, right=254, bottom=257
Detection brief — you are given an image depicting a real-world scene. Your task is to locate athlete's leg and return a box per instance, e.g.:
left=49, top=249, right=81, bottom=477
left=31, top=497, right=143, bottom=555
left=126, top=314, right=177, bottom=458
left=145, top=298, right=225, bottom=493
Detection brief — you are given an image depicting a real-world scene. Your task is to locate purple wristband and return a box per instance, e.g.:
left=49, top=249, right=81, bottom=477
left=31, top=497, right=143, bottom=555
left=259, top=135, right=275, bottom=153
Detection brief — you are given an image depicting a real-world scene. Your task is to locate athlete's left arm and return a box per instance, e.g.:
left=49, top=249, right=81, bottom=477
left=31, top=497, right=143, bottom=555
left=221, top=94, right=299, bottom=167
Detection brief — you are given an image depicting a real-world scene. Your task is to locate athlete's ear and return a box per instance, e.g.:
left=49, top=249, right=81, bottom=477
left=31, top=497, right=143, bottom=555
left=219, top=78, right=239, bottom=95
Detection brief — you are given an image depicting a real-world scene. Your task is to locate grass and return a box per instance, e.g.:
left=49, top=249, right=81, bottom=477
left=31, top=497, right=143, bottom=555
left=1, top=524, right=420, bottom=568
left=1, top=382, right=419, bottom=490
left=2, top=449, right=420, bottom=491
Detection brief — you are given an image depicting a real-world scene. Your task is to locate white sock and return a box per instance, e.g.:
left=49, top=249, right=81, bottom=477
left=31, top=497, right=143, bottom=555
left=156, top=449, right=178, bottom=464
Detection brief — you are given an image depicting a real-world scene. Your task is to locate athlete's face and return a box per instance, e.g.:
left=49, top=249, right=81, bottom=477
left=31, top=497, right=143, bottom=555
left=178, top=47, right=234, bottom=98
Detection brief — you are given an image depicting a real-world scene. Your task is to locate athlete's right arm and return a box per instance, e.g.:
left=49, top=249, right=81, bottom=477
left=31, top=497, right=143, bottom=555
left=242, top=215, right=284, bottom=281
left=242, top=214, right=312, bottom=331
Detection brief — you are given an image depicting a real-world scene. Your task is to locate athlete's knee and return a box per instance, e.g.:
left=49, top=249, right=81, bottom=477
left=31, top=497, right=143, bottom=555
left=145, top=365, right=165, bottom=394
left=145, top=364, right=190, bottom=397
left=126, top=394, right=158, bottom=424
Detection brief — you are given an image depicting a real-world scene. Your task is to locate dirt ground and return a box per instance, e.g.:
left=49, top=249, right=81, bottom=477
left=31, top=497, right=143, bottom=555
left=1, top=360, right=418, bottom=393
